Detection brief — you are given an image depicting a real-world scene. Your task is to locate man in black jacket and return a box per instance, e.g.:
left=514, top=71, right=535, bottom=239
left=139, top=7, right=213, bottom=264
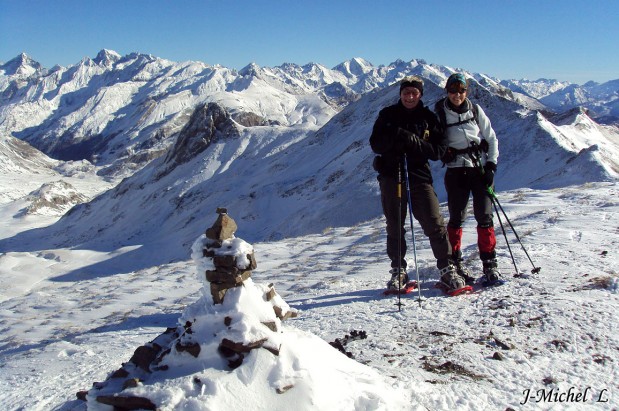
left=370, top=76, right=463, bottom=291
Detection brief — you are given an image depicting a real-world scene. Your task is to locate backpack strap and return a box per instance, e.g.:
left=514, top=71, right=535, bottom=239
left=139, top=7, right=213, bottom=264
left=435, top=98, right=480, bottom=129
left=471, top=101, right=479, bottom=123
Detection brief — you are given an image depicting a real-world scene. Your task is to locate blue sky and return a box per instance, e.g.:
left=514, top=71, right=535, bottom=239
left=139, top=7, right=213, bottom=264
left=1, top=0, right=617, bottom=84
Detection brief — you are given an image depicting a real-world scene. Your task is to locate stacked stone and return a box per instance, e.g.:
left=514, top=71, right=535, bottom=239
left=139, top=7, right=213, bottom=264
left=203, top=208, right=257, bottom=304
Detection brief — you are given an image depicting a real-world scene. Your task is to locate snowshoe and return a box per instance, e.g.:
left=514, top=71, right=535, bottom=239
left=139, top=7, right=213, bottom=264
left=435, top=281, right=473, bottom=296
left=481, top=277, right=507, bottom=287
left=386, top=268, right=409, bottom=290
left=383, top=281, right=418, bottom=295
left=383, top=268, right=416, bottom=295
left=439, top=264, right=466, bottom=289
left=481, top=259, right=505, bottom=287
left=436, top=264, right=472, bottom=296
left=455, top=262, right=477, bottom=285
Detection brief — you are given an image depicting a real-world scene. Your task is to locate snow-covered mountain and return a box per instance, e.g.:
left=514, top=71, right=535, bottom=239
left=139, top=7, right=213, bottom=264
left=499, top=78, right=573, bottom=100
left=0, top=52, right=44, bottom=77
left=3, top=50, right=616, bottom=180
left=501, top=78, right=619, bottom=124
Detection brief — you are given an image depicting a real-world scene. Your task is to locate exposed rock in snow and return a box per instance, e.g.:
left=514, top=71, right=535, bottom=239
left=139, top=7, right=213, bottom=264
left=24, top=180, right=87, bottom=215
left=163, top=102, right=240, bottom=168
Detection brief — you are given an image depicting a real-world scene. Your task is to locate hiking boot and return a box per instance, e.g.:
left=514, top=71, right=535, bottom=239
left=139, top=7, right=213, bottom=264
left=455, top=261, right=476, bottom=285
left=439, top=264, right=466, bottom=291
left=482, top=259, right=501, bottom=284
left=387, top=267, right=410, bottom=289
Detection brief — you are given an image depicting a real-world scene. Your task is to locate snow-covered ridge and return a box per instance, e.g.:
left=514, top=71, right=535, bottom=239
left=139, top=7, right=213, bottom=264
left=2, top=51, right=617, bottom=178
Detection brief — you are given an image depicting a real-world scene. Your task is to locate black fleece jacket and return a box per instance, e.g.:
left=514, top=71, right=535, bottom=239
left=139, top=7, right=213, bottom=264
left=369, top=100, right=446, bottom=184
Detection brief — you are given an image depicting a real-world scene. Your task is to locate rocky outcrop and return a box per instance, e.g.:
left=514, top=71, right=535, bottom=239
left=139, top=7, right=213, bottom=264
left=231, top=111, right=274, bottom=127
left=164, top=102, right=240, bottom=167
left=24, top=180, right=87, bottom=215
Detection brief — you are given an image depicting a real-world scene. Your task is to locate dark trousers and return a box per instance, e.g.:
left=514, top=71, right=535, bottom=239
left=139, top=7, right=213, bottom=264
left=379, top=175, right=451, bottom=270
left=444, top=167, right=496, bottom=261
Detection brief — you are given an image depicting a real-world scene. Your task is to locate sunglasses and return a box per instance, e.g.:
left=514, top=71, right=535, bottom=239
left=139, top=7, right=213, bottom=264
left=448, top=87, right=467, bottom=94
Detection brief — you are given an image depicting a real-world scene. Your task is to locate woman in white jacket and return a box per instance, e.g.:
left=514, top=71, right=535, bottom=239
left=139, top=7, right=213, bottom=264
left=435, top=73, right=501, bottom=285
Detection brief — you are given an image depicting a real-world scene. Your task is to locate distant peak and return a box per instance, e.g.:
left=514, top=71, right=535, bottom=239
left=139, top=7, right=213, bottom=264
left=333, top=57, right=374, bottom=77
left=94, top=49, right=121, bottom=66
left=302, top=61, right=324, bottom=70
left=347, top=57, right=373, bottom=68
left=239, top=62, right=261, bottom=76
left=0, top=52, right=43, bottom=75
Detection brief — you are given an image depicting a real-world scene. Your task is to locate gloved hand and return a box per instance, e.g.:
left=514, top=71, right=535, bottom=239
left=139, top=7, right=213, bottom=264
left=395, top=128, right=422, bottom=152
left=483, top=162, right=496, bottom=187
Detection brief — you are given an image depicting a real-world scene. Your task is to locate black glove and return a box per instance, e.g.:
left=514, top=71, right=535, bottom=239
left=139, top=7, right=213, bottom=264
left=483, top=162, right=496, bottom=187
left=395, top=128, right=422, bottom=152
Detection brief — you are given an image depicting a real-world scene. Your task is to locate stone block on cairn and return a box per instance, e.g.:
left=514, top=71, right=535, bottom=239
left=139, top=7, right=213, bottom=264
left=205, top=207, right=237, bottom=244
left=202, top=208, right=257, bottom=304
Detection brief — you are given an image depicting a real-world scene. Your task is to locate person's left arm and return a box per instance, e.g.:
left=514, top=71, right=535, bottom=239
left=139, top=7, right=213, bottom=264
left=476, top=105, right=498, bottom=165
left=476, top=104, right=499, bottom=185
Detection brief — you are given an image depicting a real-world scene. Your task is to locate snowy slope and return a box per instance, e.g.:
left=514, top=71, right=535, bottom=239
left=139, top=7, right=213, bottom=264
left=0, top=178, right=617, bottom=410
left=0, top=134, right=115, bottom=237
left=500, top=78, right=572, bottom=100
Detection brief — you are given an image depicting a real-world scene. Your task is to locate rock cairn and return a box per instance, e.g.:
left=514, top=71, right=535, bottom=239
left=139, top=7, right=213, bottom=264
left=79, top=209, right=298, bottom=410
left=203, top=207, right=257, bottom=304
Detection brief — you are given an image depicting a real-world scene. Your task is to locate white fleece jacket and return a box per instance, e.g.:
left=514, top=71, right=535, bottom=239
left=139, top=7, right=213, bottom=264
left=441, top=98, right=499, bottom=168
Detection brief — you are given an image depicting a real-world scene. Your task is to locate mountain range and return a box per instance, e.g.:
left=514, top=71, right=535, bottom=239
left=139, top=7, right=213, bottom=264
left=1, top=49, right=618, bottom=266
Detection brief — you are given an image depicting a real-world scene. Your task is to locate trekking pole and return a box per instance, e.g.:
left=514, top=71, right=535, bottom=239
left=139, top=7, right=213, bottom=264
left=395, top=163, right=404, bottom=311
left=403, top=154, right=423, bottom=308
left=486, top=186, right=541, bottom=274
left=488, top=191, right=519, bottom=274
left=468, top=143, right=541, bottom=275
left=468, top=147, right=522, bottom=274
